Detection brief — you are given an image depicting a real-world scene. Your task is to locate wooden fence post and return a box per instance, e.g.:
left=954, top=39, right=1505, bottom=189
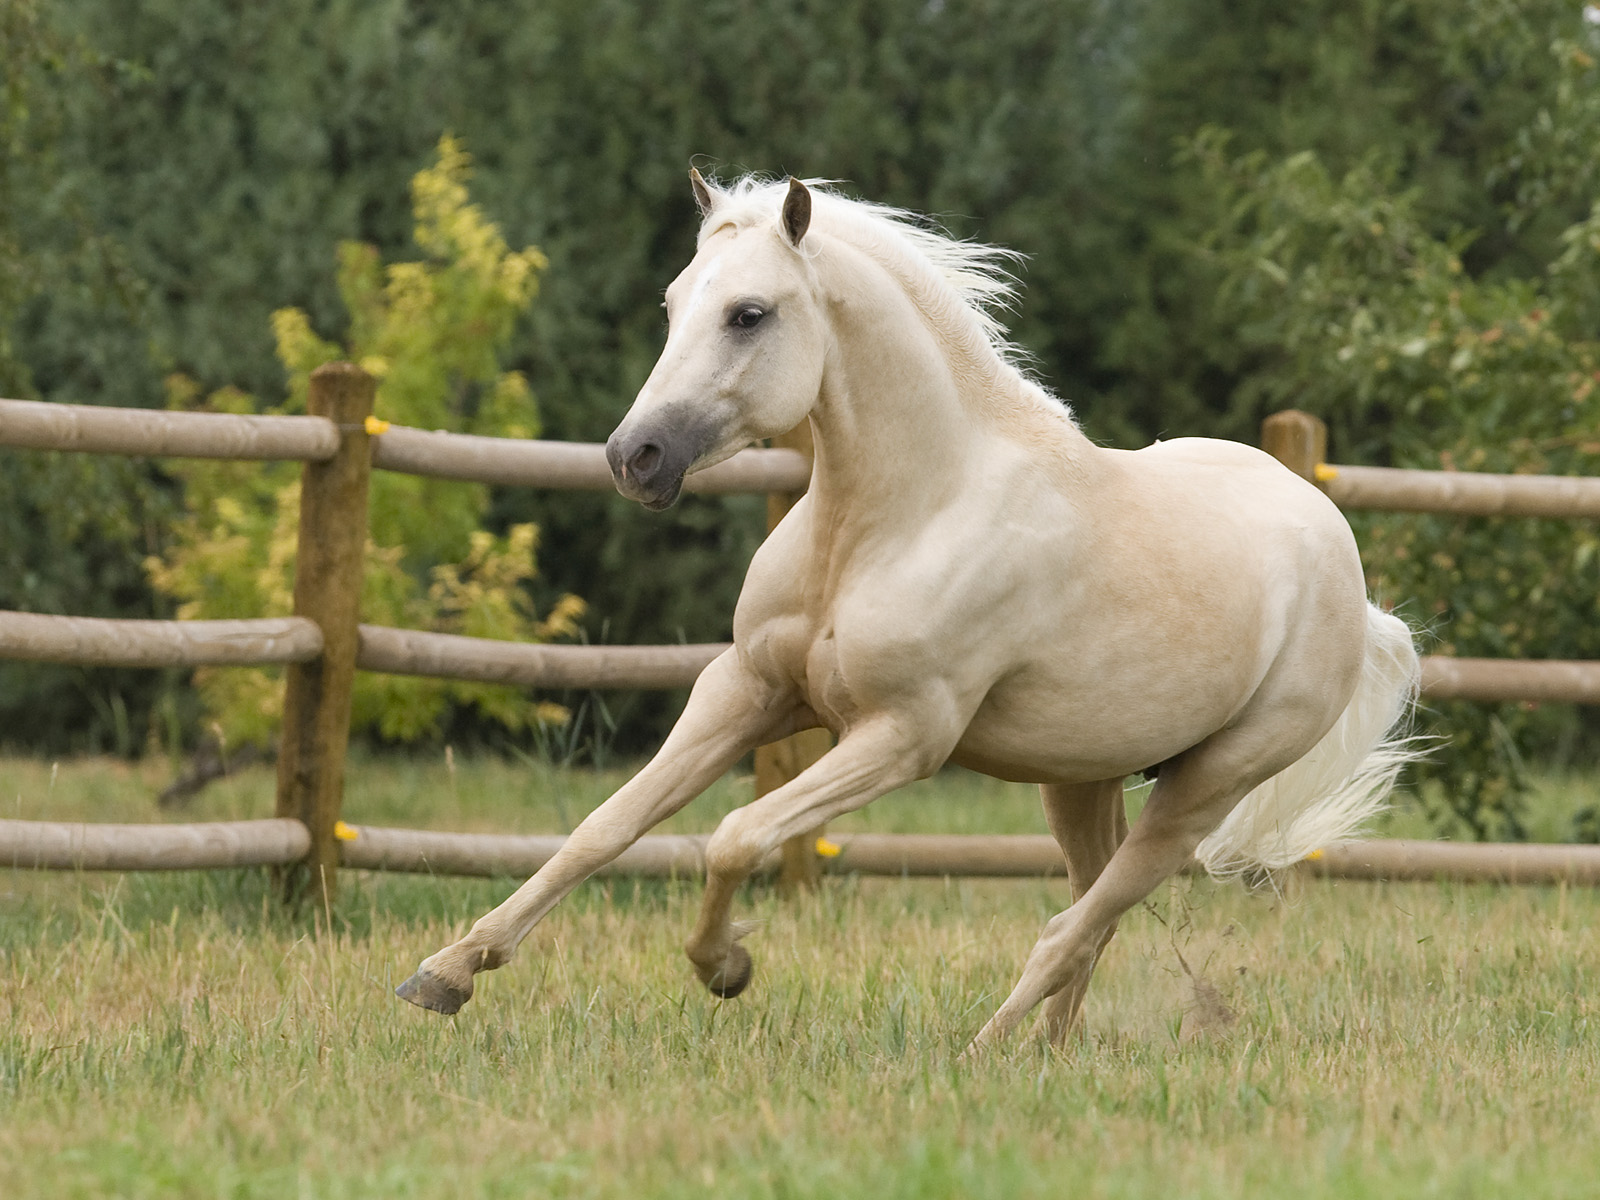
left=757, top=422, right=833, bottom=891
left=274, top=363, right=374, bottom=904
left=1261, top=409, right=1328, bottom=481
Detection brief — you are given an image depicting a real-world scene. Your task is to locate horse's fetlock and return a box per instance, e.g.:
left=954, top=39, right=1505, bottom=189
left=476, top=945, right=511, bottom=971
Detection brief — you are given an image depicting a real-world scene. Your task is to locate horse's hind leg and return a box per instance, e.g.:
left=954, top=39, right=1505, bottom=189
left=968, top=711, right=1319, bottom=1054
left=1035, top=779, right=1129, bottom=1045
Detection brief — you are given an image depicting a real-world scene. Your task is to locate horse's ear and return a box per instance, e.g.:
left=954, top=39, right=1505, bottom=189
left=689, top=167, right=717, bottom=218
left=781, top=176, right=811, bottom=248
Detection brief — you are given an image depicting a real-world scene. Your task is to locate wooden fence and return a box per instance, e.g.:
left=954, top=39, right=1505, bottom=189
left=4, top=383, right=1600, bottom=891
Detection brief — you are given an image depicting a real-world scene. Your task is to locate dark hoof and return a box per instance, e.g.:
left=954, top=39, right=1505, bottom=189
left=706, top=943, right=753, bottom=999
left=395, top=968, right=472, bottom=1015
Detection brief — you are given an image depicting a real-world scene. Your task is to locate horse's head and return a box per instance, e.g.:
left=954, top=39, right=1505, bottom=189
left=607, top=172, right=825, bottom=510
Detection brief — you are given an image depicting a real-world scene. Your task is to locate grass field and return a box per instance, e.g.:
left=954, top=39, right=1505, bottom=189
left=4, top=753, right=1599, bottom=1198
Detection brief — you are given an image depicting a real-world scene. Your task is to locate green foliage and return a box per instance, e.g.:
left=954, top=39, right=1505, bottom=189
left=0, top=0, right=190, bottom=755
left=9, top=0, right=1154, bottom=748
left=7, top=0, right=1600, bottom=818
left=149, top=138, right=582, bottom=747
left=1183, top=23, right=1600, bottom=835
left=1083, top=0, right=1600, bottom=448
left=0, top=0, right=58, bottom=389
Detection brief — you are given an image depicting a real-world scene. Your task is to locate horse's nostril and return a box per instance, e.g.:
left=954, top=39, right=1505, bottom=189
left=629, top=443, right=663, bottom=477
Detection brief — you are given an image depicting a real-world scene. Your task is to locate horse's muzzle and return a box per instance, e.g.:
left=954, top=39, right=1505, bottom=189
left=605, top=414, right=717, bottom=511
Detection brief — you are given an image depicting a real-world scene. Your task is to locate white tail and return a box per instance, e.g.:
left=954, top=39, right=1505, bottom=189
left=1194, top=604, right=1422, bottom=876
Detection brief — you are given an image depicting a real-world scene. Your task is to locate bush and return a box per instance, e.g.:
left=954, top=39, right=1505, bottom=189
left=149, top=138, right=582, bottom=748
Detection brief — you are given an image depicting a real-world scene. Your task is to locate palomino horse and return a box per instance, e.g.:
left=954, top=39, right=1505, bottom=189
left=398, top=173, right=1419, bottom=1048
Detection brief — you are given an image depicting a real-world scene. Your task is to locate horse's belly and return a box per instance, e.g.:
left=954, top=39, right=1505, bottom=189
left=949, top=714, right=1176, bottom=785
left=947, top=658, right=1255, bottom=784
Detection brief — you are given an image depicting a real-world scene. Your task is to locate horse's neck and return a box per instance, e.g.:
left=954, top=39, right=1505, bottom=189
left=804, top=248, right=1089, bottom=536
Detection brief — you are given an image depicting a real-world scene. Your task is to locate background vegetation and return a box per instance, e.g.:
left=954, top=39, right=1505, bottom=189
left=4, top=0, right=1600, bottom=833
left=148, top=136, right=582, bottom=750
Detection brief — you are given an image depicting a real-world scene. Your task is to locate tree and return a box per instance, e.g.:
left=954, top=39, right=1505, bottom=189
left=1184, top=23, right=1600, bottom=836
left=0, top=0, right=185, bottom=756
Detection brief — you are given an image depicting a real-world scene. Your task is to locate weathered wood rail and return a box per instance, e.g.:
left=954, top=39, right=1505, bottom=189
left=7, top=818, right=1600, bottom=888
left=0, top=613, right=324, bottom=668
left=354, top=626, right=724, bottom=689
left=5, top=389, right=1600, bottom=891
left=1, top=818, right=311, bottom=871
left=370, top=424, right=810, bottom=493
left=0, top=396, right=338, bottom=460
left=1321, top=463, right=1600, bottom=519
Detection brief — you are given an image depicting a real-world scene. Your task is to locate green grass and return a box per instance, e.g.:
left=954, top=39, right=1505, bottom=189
left=4, top=754, right=1600, bottom=1198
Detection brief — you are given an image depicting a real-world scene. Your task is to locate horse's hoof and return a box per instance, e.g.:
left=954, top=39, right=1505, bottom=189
left=395, top=968, right=472, bottom=1015
left=706, top=943, right=753, bottom=999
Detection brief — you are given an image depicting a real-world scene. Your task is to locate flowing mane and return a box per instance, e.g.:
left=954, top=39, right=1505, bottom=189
left=699, top=175, right=1052, bottom=393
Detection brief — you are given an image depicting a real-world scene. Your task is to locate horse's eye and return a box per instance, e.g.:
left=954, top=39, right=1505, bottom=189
left=731, top=306, right=766, bottom=330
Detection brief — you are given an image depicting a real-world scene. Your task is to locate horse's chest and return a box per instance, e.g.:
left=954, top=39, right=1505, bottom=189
left=742, top=610, right=852, bottom=729
left=799, top=632, right=857, bottom=730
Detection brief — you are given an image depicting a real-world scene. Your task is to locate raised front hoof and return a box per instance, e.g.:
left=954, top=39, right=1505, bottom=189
left=703, top=943, right=753, bottom=999
left=395, top=968, right=473, bottom=1015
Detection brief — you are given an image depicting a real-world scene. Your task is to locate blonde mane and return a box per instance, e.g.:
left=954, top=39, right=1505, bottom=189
left=699, top=176, right=1052, bottom=392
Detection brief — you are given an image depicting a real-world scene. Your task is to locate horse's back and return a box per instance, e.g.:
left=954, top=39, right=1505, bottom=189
left=1107, top=436, right=1353, bottom=549
left=1122, top=435, right=1319, bottom=493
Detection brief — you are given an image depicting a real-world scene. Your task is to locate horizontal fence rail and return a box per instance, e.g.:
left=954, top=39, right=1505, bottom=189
left=0, top=611, right=324, bottom=668
left=371, top=425, right=811, bottom=493
left=331, top=830, right=1072, bottom=879
left=0, top=399, right=811, bottom=494
left=7, top=818, right=1600, bottom=887
left=1321, top=462, right=1600, bottom=519
left=339, top=827, right=723, bottom=877
left=1, top=818, right=310, bottom=871
left=8, top=605, right=1600, bottom=706
left=0, top=396, right=338, bottom=461
left=1303, top=839, right=1600, bottom=886
left=355, top=625, right=725, bottom=689
left=1419, top=656, right=1600, bottom=704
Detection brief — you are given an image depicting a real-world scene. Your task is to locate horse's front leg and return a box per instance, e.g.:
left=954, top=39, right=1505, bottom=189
left=683, top=715, right=947, bottom=997
left=395, top=650, right=788, bottom=1015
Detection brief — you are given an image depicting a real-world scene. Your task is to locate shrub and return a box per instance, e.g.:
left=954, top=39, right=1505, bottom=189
left=148, top=137, right=582, bottom=748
